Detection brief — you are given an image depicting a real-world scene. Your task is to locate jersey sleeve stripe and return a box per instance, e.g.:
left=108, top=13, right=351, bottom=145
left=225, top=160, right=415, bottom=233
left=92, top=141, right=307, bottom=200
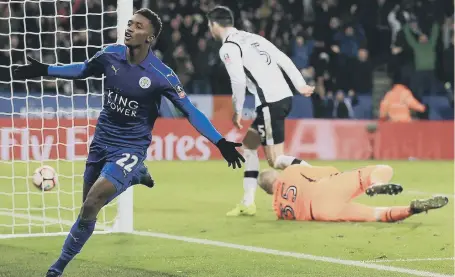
left=149, top=63, right=179, bottom=89
left=224, top=41, right=243, bottom=57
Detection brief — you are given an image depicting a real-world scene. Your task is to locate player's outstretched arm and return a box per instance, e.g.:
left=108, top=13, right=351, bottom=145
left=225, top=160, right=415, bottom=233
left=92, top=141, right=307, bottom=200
left=13, top=56, right=97, bottom=80
left=266, top=40, right=314, bottom=96
left=162, top=85, right=245, bottom=169
left=13, top=45, right=111, bottom=80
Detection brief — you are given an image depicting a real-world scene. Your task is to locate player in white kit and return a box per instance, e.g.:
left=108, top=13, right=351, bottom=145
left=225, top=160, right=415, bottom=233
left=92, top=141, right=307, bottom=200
left=207, top=6, right=315, bottom=216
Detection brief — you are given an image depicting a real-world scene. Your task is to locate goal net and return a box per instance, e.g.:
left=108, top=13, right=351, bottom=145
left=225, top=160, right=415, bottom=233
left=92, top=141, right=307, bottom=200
left=0, top=0, right=133, bottom=238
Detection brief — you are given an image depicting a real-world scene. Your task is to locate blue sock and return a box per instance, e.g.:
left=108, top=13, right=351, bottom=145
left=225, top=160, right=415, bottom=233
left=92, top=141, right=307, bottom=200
left=49, top=216, right=96, bottom=273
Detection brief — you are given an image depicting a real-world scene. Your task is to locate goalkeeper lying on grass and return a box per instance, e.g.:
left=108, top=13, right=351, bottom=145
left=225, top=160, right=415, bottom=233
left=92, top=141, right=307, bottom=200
left=258, top=164, right=448, bottom=222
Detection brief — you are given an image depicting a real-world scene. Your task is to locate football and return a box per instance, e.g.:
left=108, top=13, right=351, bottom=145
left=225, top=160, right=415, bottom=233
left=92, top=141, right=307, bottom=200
left=32, top=165, right=58, bottom=191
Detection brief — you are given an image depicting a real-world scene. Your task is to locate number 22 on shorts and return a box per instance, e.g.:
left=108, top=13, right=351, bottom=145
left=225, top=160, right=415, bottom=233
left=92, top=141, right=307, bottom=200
left=116, top=153, right=138, bottom=173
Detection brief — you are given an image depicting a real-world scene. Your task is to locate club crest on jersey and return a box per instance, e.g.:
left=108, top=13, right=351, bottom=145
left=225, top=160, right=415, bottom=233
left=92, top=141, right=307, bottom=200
left=139, top=77, right=151, bottom=89
left=175, top=84, right=186, bottom=98
left=223, top=53, right=231, bottom=64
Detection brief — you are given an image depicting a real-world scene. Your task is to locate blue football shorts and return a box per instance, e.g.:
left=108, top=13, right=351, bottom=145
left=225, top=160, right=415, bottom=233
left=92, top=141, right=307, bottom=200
left=83, top=143, right=147, bottom=195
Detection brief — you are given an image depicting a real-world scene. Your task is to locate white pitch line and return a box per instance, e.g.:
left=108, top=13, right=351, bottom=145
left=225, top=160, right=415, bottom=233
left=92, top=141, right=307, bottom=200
left=0, top=231, right=111, bottom=239
left=364, top=257, right=455, bottom=263
left=0, top=211, right=109, bottom=231
left=1, top=214, right=454, bottom=277
left=132, top=230, right=453, bottom=277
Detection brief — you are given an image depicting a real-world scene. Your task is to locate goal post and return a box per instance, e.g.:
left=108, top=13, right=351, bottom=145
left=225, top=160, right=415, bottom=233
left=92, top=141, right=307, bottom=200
left=0, top=0, right=134, bottom=238
left=113, top=0, right=134, bottom=234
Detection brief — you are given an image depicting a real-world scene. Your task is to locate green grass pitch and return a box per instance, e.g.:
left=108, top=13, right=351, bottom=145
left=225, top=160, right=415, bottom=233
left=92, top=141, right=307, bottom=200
left=0, top=160, right=453, bottom=277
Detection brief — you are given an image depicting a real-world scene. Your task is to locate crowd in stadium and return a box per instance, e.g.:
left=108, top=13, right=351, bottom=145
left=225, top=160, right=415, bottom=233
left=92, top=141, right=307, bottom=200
left=0, top=0, right=453, bottom=119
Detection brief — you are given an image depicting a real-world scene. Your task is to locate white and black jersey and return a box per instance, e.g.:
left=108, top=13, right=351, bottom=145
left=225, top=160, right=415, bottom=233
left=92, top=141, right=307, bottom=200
left=219, top=27, right=307, bottom=114
left=219, top=27, right=307, bottom=146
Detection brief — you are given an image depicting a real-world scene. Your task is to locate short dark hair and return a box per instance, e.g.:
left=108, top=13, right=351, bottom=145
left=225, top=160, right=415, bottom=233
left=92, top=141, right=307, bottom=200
left=207, top=6, right=234, bottom=27
left=135, top=8, right=162, bottom=38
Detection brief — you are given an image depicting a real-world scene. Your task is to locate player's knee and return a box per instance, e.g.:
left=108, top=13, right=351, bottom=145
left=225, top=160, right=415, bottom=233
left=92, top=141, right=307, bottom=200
left=81, top=196, right=103, bottom=219
left=242, top=130, right=261, bottom=150
left=375, top=165, right=394, bottom=181
left=243, top=141, right=260, bottom=150
left=265, top=152, right=278, bottom=168
left=267, top=157, right=283, bottom=169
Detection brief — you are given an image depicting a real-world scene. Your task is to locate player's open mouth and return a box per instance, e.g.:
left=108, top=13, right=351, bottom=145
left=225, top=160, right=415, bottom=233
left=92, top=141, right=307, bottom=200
left=125, top=33, right=132, bottom=40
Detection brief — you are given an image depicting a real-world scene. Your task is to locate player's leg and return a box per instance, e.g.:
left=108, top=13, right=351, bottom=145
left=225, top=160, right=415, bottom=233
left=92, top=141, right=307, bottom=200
left=260, top=98, right=310, bottom=170
left=81, top=143, right=106, bottom=202
left=315, top=202, right=411, bottom=222
left=104, top=162, right=155, bottom=206
left=360, top=165, right=401, bottom=197
left=266, top=143, right=311, bottom=169
left=82, top=163, right=103, bottom=202
left=83, top=161, right=153, bottom=207
left=226, top=128, right=260, bottom=216
left=101, top=149, right=148, bottom=205
left=132, top=162, right=155, bottom=188
left=348, top=165, right=402, bottom=198
left=47, top=148, right=145, bottom=276
left=317, top=165, right=401, bottom=202
left=327, top=196, right=449, bottom=222
left=242, top=129, right=261, bottom=207
left=47, top=177, right=116, bottom=276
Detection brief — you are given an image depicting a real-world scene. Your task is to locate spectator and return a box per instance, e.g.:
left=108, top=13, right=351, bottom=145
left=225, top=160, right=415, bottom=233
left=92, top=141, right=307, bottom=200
left=443, top=34, right=454, bottom=90
left=443, top=33, right=454, bottom=108
left=314, top=52, right=335, bottom=100
left=379, top=81, right=426, bottom=122
left=331, top=24, right=367, bottom=92
left=390, top=15, right=419, bottom=87
left=405, top=22, right=440, bottom=101
left=332, top=24, right=367, bottom=59
left=388, top=4, right=410, bottom=46
left=0, top=45, right=10, bottom=86
left=0, top=0, right=452, bottom=123
left=333, top=90, right=355, bottom=119
left=291, top=35, right=315, bottom=71
left=191, top=38, right=212, bottom=94
left=311, top=89, right=328, bottom=119
left=358, top=0, right=395, bottom=59
left=350, top=49, right=373, bottom=94
left=172, top=45, right=194, bottom=88
left=10, top=35, right=25, bottom=65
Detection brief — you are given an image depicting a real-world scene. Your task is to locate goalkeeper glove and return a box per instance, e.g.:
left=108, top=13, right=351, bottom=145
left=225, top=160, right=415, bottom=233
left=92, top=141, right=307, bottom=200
left=216, top=138, right=245, bottom=169
left=13, top=56, right=49, bottom=80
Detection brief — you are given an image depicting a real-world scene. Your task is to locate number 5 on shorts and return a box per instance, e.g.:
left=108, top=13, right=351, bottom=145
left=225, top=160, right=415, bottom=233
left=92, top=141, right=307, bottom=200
left=258, top=125, right=265, bottom=139
left=116, top=153, right=138, bottom=173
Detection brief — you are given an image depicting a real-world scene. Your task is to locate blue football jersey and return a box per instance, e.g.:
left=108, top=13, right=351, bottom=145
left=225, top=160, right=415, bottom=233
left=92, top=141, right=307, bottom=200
left=77, top=44, right=221, bottom=150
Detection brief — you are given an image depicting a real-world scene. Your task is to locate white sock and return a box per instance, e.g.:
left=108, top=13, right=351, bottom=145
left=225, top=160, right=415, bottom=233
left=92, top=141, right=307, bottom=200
left=243, top=149, right=259, bottom=206
left=273, top=155, right=311, bottom=170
